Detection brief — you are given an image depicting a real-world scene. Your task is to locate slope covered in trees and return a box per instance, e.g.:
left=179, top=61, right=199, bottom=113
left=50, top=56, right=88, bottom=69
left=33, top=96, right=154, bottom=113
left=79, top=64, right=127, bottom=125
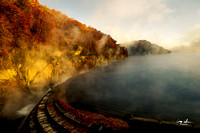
left=0, top=0, right=128, bottom=98
left=127, top=40, right=170, bottom=55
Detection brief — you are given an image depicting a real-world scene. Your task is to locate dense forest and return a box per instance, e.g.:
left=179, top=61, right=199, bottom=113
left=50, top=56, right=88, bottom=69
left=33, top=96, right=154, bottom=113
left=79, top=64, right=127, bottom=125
left=0, top=0, right=128, bottom=101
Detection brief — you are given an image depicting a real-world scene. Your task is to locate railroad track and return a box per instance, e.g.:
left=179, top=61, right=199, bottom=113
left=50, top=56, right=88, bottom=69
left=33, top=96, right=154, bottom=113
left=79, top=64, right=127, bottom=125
left=19, top=88, right=130, bottom=133
left=19, top=86, right=199, bottom=133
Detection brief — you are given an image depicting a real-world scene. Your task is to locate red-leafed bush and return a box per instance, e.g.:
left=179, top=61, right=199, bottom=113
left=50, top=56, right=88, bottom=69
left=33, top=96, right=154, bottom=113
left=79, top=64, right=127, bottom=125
left=58, top=99, right=129, bottom=130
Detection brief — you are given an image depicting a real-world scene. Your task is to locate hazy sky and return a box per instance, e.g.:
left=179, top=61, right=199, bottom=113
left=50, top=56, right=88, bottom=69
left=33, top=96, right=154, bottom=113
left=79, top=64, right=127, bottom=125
left=38, top=0, right=200, bottom=49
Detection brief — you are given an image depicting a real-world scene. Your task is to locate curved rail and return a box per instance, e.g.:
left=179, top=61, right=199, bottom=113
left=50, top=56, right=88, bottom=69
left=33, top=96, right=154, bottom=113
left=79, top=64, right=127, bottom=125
left=19, top=87, right=200, bottom=133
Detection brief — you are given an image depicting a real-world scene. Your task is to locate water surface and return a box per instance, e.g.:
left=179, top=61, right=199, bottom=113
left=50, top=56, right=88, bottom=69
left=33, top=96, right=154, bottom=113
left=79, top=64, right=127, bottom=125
left=65, top=53, right=200, bottom=125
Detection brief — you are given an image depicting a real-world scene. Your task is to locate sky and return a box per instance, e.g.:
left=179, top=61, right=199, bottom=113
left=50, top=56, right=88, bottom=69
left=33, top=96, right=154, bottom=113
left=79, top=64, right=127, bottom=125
left=38, top=0, right=200, bottom=49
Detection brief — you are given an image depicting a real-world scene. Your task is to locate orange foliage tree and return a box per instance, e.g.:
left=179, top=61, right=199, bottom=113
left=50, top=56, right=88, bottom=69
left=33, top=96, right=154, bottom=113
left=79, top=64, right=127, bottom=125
left=0, top=0, right=128, bottom=93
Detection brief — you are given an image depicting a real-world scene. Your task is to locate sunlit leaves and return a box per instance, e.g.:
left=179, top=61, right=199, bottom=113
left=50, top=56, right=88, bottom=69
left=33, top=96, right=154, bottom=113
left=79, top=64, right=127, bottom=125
left=0, top=0, right=128, bottom=94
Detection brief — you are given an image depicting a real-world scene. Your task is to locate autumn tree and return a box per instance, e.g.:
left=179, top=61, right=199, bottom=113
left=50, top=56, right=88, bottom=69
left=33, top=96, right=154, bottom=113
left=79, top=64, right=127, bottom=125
left=0, top=0, right=128, bottom=95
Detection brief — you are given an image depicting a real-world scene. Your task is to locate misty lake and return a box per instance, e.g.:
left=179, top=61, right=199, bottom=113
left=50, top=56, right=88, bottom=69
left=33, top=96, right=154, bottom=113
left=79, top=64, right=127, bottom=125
left=64, top=53, right=200, bottom=125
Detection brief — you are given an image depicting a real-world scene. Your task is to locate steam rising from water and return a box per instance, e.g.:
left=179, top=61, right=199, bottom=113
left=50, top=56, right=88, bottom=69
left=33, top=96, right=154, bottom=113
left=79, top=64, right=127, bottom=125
left=64, top=53, right=200, bottom=125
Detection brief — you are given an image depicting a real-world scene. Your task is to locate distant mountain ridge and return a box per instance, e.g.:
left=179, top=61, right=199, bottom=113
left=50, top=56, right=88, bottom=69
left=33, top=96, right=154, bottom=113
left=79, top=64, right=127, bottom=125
left=127, top=40, right=171, bottom=55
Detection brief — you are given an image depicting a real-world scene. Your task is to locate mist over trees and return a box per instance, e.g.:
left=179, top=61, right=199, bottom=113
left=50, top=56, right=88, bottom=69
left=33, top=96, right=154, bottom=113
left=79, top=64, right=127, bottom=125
left=0, top=0, right=128, bottom=109
left=127, top=40, right=171, bottom=55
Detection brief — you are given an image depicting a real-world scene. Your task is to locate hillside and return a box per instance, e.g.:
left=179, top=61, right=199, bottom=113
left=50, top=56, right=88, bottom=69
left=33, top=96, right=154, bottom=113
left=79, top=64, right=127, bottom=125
left=127, top=40, right=171, bottom=55
left=0, top=0, right=128, bottom=99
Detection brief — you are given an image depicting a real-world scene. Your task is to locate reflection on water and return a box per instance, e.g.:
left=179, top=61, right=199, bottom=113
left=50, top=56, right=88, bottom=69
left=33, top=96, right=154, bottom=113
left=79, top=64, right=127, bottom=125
left=65, top=53, right=200, bottom=125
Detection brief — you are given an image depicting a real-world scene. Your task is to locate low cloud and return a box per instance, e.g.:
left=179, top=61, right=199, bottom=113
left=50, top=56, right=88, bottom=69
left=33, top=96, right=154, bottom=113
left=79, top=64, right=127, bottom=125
left=198, top=9, right=200, bottom=16
left=93, top=0, right=173, bottom=21
left=89, top=0, right=174, bottom=44
left=173, top=25, right=200, bottom=52
left=39, top=0, right=177, bottom=47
